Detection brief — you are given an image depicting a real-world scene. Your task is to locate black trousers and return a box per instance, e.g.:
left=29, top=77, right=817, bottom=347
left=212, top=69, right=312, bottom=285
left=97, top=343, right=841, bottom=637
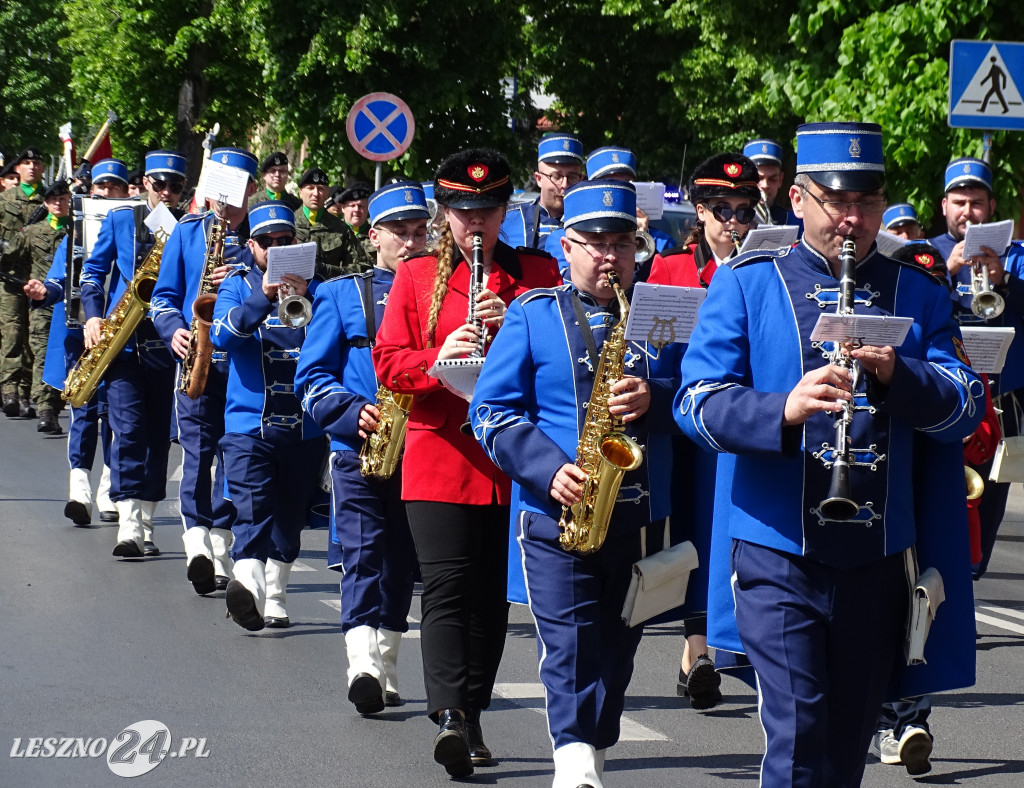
left=405, top=500, right=510, bottom=721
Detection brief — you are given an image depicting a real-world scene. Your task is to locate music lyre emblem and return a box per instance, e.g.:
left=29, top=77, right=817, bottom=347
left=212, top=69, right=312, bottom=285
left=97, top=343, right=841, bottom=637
left=647, top=316, right=677, bottom=349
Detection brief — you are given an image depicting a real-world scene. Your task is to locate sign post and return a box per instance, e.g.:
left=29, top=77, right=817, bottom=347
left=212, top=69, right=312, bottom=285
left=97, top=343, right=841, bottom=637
left=345, top=93, right=416, bottom=189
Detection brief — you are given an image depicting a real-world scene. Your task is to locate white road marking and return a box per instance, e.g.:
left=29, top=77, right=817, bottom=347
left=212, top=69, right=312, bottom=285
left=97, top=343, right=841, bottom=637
left=318, top=600, right=421, bottom=638
left=291, top=561, right=317, bottom=572
left=975, top=611, right=1024, bottom=635
left=979, top=605, right=1024, bottom=622
left=492, top=682, right=669, bottom=742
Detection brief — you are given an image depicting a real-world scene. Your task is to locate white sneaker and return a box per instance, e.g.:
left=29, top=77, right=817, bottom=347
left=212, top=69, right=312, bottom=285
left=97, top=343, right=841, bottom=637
left=898, top=726, right=933, bottom=776
left=874, top=728, right=901, bottom=765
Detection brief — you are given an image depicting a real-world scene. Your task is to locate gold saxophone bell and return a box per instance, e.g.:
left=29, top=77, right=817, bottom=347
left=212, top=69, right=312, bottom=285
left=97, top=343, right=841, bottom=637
left=359, top=386, right=415, bottom=479
left=965, top=465, right=985, bottom=500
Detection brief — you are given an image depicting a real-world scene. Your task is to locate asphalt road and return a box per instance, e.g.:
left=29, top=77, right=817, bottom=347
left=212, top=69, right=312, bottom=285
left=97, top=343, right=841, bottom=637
left=1, top=410, right=1022, bottom=787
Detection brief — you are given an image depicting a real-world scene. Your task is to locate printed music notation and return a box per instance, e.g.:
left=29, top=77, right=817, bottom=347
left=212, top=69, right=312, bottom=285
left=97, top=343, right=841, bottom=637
left=195, top=159, right=250, bottom=208
left=963, top=219, right=1014, bottom=259
left=143, top=202, right=179, bottom=238
left=624, top=282, right=706, bottom=347
left=959, top=326, right=1016, bottom=374
left=809, top=313, right=914, bottom=347
left=266, top=242, right=317, bottom=284
left=739, top=225, right=799, bottom=254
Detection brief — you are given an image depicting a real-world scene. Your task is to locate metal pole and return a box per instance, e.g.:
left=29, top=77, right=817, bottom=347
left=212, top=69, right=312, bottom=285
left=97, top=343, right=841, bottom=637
left=375, top=162, right=382, bottom=191
left=982, top=132, right=993, bottom=164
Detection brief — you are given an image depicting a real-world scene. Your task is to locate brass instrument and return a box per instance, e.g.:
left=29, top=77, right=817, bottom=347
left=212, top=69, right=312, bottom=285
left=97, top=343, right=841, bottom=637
left=558, top=272, right=644, bottom=554
left=964, top=220, right=1005, bottom=319
left=359, top=385, right=415, bottom=479
left=63, top=228, right=169, bottom=408
left=178, top=215, right=224, bottom=398
left=965, top=465, right=985, bottom=500
left=820, top=237, right=861, bottom=520
left=277, top=281, right=312, bottom=327
left=635, top=230, right=656, bottom=265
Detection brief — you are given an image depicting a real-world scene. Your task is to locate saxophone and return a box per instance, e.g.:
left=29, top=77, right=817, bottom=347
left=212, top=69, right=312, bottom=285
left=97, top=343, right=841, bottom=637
left=359, top=385, right=415, bottom=479
left=177, top=214, right=224, bottom=399
left=558, top=272, right=645, bottom=554
left=63, top=228, right=169, bottom=408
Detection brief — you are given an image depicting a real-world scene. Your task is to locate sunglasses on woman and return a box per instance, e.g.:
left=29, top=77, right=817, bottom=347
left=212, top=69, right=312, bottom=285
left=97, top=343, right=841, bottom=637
left=705, top=203, right=756, bottom=224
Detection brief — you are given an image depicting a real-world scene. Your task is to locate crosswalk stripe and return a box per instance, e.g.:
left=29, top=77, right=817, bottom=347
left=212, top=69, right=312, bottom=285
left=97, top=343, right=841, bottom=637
left=979, top=605, right=1024, bottom=622
left=291, top=561, right=317, bottom=572
left=492, top=682, right=669, bottom=742
left=975, top=611, right=1024, bottom=636
left=318, top=599, right=421, bottom=638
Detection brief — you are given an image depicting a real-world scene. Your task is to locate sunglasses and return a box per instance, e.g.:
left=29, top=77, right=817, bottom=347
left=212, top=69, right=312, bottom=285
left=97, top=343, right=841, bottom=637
left=705, top=203, right=756, bottom=224
left=149, top=178, right=185, bottom=195
left=253, top=234, right=297, bottom=249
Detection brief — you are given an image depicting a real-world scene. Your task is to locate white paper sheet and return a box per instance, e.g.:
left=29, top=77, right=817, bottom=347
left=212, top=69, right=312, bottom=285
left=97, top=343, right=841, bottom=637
left=810, top=313, right=914, bottom=347
left=959, top=325, right=1016, bottom=374
left=875, top=230, right=909, bottom=258
left=624, top=282, right=707, bottom=346
left=963, top=219, right=1014, bottom=259
left=632, top=182, right=666, bottom=220
left=143, top=202, right=179, bottom=239
left=266, top=241, right=317, bottom=284
left=739, top=225, right=800, bottom=254
left=195, top=159, right=249, bottom=208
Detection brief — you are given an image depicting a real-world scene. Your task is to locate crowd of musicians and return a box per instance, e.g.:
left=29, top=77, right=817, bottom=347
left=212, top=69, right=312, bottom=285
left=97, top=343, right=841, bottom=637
left=0, top=118, right=1020, bottom=787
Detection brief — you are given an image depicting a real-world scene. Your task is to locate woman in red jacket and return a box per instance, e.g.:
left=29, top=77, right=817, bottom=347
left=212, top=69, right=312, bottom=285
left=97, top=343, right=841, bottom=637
left=372, top=148, right=561, bottom=778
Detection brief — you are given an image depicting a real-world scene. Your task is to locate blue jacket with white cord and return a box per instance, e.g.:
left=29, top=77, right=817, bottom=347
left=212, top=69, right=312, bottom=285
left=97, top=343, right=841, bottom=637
left=294, top=267, right=396, bottom=454
left=210, top=265, right=323, bottom=444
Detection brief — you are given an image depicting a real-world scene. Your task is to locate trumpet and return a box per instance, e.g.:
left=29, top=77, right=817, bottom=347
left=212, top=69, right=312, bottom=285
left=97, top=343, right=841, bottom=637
left=965, top=219, right=1005, bottom=320
left=635, top=229, right=656, bottom=265
left=277, top=281, right=312, bottom=327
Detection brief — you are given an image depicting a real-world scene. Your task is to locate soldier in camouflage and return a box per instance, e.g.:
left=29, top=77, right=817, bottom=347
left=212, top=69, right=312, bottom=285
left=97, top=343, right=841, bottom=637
left=328, top=182, right=375, bottom=268
left=293, top=168, right=369, bottom=279
left=249, top=151, right=301, bottom=212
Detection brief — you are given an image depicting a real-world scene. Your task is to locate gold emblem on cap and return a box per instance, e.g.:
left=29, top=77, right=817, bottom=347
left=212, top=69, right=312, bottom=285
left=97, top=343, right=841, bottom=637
left=848, top=137, right=862, bottom=158
left=269, top=208, right=277, bottom=218
left=468, top=164, right=487, bottom=182
left=602, top=190, right=613, bottom=206
left=403, top=190, right=413, bottom=203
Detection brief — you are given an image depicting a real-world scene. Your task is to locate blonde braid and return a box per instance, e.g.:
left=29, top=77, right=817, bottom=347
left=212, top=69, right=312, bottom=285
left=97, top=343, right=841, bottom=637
left=426, top=223, right=456, bottom=347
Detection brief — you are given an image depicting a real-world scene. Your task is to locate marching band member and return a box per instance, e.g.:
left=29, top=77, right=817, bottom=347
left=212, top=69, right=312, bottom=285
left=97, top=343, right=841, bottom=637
left=210, top=201, right=326, bottom=630
left=882, top=203, right=924, bottom=240
left=81, top=154, right=184, bottom=558
left=373, top=148, right=560, bottom=778
left=500, top=133, right=584, bottom=250
left=678, top=122, right=982, bottom=786
left=471, top=179, right=682, bottom=788
left=742, top=138, right=789, bottom=225
left=644, top=153, right=759, bottom=286
left=295, top=182, right=426, bottom=713
left=152, top=147, right=258, bottom=593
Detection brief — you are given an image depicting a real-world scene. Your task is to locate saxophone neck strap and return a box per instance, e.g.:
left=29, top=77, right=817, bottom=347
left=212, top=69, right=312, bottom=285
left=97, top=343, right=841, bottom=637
left=570, top=291, right=600, bottom=371
left=358, top=272, right=376, bottom=344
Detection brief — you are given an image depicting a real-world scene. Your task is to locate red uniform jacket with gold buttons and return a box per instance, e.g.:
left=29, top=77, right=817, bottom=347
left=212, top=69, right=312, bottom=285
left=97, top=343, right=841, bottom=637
left=373, top=241, right=561, bottom=504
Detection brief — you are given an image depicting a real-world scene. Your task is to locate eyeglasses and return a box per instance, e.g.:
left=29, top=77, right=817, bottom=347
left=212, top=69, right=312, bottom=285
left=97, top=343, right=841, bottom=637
left=565, top=235, right=636, bottom=257
left=537, top=170, right=584, bottom=188
left=377, top=225, right=428, bottom=243
left=801, top=187, right=886, bottom=216
left=149, top=178, right=185, bottom=195
left=705, top=203, right=757, bottom=224
left=253, top=234, right=297, bottom=249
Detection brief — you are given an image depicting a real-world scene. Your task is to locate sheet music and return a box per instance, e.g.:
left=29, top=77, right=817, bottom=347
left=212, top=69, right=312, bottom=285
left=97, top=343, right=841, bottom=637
left=959, top=326, right=1016, bottom=374
left=739, top=225, right=799, bottom=254
left=632, top=182, right=665, bottom=220
left=266, top=242, right=317, bottom=284
left=80, top=197, right=142, bottom=258
left=624, top=281, right=707, bottom=346
left=195, top=159, right=249, bottom=208
left=143, top=202, right=178, bottom=239
left=875, top=230, right=908, bottom=258
left=963, top=219, right=1014, bottom=259
left=810, top=313, right=914, bottom=347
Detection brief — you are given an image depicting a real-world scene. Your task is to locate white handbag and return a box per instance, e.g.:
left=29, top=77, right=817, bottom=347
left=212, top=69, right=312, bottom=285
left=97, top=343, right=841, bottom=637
left=620, top=539, right=699, bottom=628
left=989, top=393, right=1024, bottom=483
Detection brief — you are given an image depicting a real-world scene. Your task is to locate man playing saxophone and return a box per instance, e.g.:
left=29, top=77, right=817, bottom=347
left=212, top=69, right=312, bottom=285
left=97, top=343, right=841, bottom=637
left=80, top=153, right=185, bottom=558
left=294, top=182, right=426, bottom=712
left=151, top=147, right=258, bottom=594
left=470, top=181, right=682, bottom=788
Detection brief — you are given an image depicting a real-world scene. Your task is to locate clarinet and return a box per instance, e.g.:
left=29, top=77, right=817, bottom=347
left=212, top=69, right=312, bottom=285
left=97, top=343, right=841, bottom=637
left=819, top=236, right=860, bottom=520
left=65, top=194, right=85, bottom=328
left=467, top=231, right=486, bottom=358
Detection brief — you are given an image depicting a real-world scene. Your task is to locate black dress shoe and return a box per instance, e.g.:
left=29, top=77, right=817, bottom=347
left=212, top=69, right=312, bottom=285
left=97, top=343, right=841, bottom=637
left=215, top=575, right=230, bottom=591
left=678, top=655, right=722, bottom=710
left=433, top=709, right=473, bottom=777
left=187, top=555, right=217, bottom=595
left=385, top=690, right=404, bottom=707
left=143, top=540, right=160, bottom=557
left=112, top=540, right=143, bottom=558
left=64, top=500, right=91, bottom=526
left=464, top=709, right=493, bottom=766
left=99, top=510, right=119, bottom=523
left=225, top=579, right=265, bottom=631
left=2, top=395, right=18, bottom=417
left=348, top=673, right=385, bottom=715
left=19, top=398, right=36, bottom=419
left=37, top=410, right=61, bottom=434
left=264, top=615, right=290, bottom=629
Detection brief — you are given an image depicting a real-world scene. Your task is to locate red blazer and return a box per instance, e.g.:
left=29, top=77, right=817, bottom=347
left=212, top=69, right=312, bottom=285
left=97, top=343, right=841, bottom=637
left=373, top=241, right=561, bottom=504
left=646, top=242, right=719, bottom=288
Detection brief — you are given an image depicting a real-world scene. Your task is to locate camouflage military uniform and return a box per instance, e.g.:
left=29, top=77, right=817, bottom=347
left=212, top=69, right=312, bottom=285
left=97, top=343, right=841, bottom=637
left=350, top=223, right=377, bottom=268
left=293, top=207, right=370, bottom=279
left=249, top=189, right=301, bottom=212
left=2, top=219, right=66, bottom=412
left=0, top=186, right=44, bottom=402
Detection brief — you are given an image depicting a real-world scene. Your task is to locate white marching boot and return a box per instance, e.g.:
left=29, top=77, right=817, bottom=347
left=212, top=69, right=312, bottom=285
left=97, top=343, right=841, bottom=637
left=96, top=465, right=117, bottom=522
left=552, top=742, right=603, bottom=788
left=377, top=628, right=404, bottom=706
left=263, top=558, right=293, bottom=628
left=112, top=499, right=145, bottom=558
left=209, top=528, right=234, bottom=589
left=226, top=558, right=266, bottom=631
left=182, top=526, right=216, bottom=595
left=345, top=625, right=385, bottom=715
left=140, top=501, right=159, bottom=556
left=64, top=467, right=93, bottom=525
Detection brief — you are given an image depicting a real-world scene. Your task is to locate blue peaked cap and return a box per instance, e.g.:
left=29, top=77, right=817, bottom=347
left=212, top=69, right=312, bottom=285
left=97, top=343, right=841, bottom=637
left=538, top=133, right=584, bottom=165
left=369, top=182, right=429, bottom=227
left=144, top=150, right=187, bottom=178
left=91, top=158, right=129, bottom=185
left=743, top=139, right=783, bottom=167
left=249, top=200, right=296, bottom=237
left=562, top=180, right=637, bottom=233
left=210, top=147, right=259, bottom=179
left=586, top=147, right=636, bottom=179
left=796, top=122, right=885, bottom=192
left=882, top=203, right=919, bottom=230
left=944, top=157, right=992, bottom=194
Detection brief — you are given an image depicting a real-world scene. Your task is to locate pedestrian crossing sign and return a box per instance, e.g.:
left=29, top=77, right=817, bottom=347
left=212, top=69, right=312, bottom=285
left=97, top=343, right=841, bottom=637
left=949, top=40, right=1024, bottom=130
